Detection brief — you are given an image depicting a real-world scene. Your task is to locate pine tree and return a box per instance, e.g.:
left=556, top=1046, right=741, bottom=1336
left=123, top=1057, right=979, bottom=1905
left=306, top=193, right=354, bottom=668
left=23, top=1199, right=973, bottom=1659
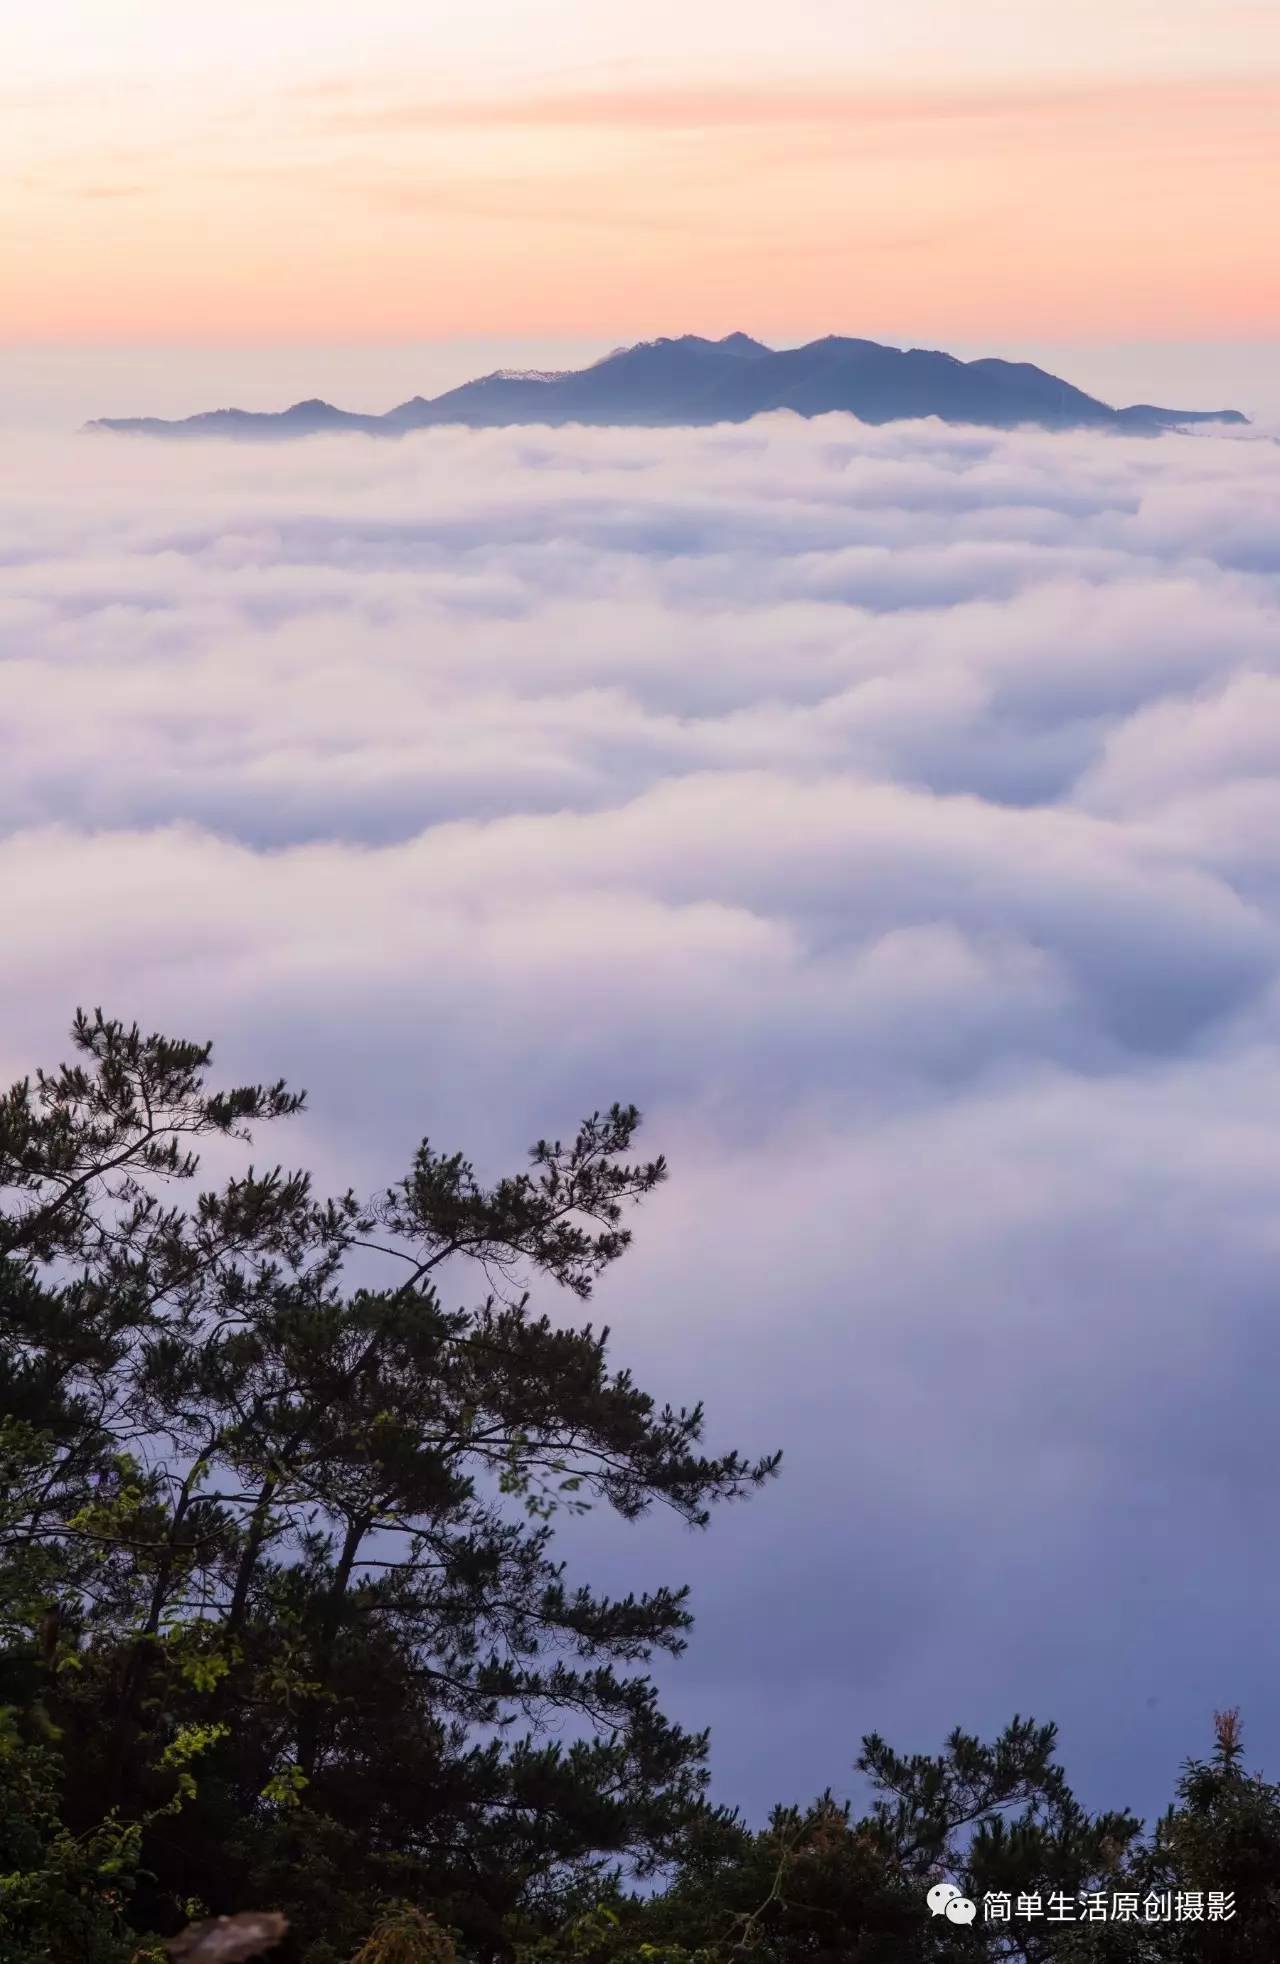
left=0, top=1011, right=778, bottom=1962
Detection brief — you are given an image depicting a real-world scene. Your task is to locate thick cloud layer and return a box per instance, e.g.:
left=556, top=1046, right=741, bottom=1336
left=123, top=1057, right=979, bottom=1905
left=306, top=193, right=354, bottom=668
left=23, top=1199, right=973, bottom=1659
left=5, top=414, right=1280, bottom=1823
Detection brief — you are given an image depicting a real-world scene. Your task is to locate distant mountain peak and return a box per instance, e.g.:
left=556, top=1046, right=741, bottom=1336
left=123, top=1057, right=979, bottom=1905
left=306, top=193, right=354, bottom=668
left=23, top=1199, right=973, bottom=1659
left=86, top=334, right=1249, bottom=441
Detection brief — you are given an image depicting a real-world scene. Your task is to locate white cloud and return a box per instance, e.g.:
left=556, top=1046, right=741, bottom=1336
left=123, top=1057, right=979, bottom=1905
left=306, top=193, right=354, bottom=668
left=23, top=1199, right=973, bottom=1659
left=4, top=412, right=1280, bottom=1818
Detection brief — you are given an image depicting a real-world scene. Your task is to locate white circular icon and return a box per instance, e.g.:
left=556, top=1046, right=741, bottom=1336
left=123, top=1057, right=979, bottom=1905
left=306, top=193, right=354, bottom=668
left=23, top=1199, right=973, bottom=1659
left=945, top=1896, right=977, bottom=1925
left=926, top=1883, right=962, bottom=1916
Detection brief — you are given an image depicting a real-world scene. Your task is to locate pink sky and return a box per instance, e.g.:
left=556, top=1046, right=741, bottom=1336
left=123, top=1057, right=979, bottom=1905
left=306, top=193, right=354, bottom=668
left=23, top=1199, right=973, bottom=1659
left=3, top=0, right=1278, bottom=344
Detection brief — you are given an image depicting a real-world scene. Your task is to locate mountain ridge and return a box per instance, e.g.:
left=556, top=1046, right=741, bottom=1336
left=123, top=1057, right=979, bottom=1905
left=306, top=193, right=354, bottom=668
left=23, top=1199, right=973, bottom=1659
left=86, top=332, right=1248, bottom=439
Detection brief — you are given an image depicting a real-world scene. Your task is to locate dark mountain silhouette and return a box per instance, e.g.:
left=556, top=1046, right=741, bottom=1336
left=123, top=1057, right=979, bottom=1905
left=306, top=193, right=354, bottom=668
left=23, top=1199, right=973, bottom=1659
left=1113, top=403, right=1249, bottom=429
left=87, top=333, right=1248, bottom=439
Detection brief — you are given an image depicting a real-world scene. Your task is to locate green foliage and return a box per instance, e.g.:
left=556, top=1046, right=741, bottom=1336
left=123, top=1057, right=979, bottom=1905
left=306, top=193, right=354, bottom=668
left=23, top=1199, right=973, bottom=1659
left=0, top=1705, right=135, bottom=1964
left=516, top=1902, right=716, bottom=1964
left=350, top=1902, right=459, bottom=1964
left=521, top=1713, right=1280, bottom=1964
left=0, top=1695, right=227, bottom=1964
left=0, top=1010, right=776, bottom=1960
left=1131, top=1709, right=1280, bottom=1961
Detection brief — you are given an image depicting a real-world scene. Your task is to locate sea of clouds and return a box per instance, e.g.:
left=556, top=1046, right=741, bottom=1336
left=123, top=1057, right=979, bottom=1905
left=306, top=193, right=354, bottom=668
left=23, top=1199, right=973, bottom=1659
left=6, top=412, right=1280, bottom=1822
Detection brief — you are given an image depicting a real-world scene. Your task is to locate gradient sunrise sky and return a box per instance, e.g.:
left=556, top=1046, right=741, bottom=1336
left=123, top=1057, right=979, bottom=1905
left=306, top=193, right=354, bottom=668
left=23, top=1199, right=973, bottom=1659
left=4, top=0, right=1278, bottom=349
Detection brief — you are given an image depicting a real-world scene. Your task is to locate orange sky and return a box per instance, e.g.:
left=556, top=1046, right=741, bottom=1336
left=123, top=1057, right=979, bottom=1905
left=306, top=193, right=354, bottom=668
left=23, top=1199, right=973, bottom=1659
left=3, top=1, right=1278, bottom=344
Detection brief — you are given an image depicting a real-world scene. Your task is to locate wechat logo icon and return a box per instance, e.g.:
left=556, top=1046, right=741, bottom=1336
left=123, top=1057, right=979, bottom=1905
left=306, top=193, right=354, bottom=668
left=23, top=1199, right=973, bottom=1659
left=927, top=1882, right=978, bottom=1925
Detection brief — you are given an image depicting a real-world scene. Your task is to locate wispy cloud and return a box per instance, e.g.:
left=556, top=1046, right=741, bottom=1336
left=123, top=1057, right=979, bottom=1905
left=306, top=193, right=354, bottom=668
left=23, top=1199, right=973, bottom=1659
left=303, top=73, right=1280, bottom=133
left=72, top=183, right=147, bottom=200
left=2, top=61, right=1277, bottom=340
